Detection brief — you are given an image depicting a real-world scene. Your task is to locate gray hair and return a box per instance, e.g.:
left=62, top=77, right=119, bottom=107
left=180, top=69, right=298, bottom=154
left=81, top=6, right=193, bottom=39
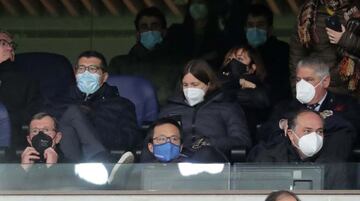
left=296, top=57, right=330, bottom=79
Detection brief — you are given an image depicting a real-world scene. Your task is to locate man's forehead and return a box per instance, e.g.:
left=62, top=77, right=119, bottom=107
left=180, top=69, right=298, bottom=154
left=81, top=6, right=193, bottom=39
left=154, top=123, right=180, bottom=137
left=78, top=56, right=101, bottom=65
left=30, top=117, right=55, bottom=128
left=297, top=112, right=323, bottom=128
left=296, top=66, right=318, bottom=77
left=139, top=16, right=161, bottom=25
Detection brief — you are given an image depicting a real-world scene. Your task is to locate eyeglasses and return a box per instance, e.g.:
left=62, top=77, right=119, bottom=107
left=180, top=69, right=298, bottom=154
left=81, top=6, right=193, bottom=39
left=75, top=65, right=101, bottom=74
left=0, top=39, right=17, bottom=50
left=29, top=128, right=56, bottom=135
left=153, top=135, right=180, bottom=145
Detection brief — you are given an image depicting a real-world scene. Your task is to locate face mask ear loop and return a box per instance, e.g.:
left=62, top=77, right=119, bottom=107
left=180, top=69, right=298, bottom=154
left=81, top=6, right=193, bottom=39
left=291, top=130, right=301, bottom=150
left=314, top=76, right=327, bottom=89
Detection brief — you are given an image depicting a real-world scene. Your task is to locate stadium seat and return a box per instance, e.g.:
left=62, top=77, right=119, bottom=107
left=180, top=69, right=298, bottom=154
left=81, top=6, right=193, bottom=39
left=14, top=52, right=75, bottom=100
left=107, top=74, right=159, bottom=127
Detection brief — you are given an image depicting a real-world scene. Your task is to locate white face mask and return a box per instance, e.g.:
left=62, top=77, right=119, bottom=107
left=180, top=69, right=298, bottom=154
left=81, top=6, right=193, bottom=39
left=293, top=131, right=323, bottom=157
left=183, top=87, right=205, bottom=106
left=296, top=78, right=324, bottom=104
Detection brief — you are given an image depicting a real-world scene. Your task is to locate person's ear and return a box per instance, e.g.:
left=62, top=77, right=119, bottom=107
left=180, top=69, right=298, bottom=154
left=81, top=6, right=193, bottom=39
left=287, top=129, right=298, bottom=146
left=54, top=132, right=62, bottom=144
left=148, top=143, right=154, bottom=153
left=161, top=28, right=167, bottom=37
left=323, top=75, right=330, bottom=88
left=27, top=135, right=32, bottom=146
left=136, top=31, right=141, bottom=42
left=101, top=72, right=108, bottom=84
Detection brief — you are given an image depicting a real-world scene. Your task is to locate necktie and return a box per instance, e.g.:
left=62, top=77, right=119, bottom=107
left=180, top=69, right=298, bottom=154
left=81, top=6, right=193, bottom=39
left=306, top=103, right=320, bottom=111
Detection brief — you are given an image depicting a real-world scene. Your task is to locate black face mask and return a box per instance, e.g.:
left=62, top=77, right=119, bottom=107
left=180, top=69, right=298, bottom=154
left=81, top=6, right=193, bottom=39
left=224, top=59, right=247, bottom=78
left=31, top=131, right=54, bottom=163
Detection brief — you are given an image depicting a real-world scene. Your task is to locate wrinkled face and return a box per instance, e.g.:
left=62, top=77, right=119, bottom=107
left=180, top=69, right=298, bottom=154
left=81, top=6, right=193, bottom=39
left=27, top=116, right=62, bottom=146
left=182, top=73, right=209, bottom=93
left=287, top=111, right=324, bottom=147
left=148, top=123, right=182, bottom=153
left=0, top=33, right=15, bottom=63
left=75, top=57, right=108, bottom=86
left=296, top=66, right=330, bottom=105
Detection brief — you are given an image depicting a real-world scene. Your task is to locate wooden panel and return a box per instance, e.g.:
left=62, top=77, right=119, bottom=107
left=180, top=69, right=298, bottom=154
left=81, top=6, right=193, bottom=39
left=60, top=0, right=79, bottom=16
left=40, top=0, right=59, bottom=16
left=80, top=0, right=99, bottom=16
left=265, top=0, right=281, bottom=15
left=122, top=0, right=138, bottom=15
left=286, top=0, right=299, bottom=14
left=163, top=0, right=181, bottom=16
left=102, top=0, right=120, bottom=16
left=144, top=0, right=154, bottom=7
left=0, top=0, right=20, bottom=16
left=19, top=0, right=40, bottom=16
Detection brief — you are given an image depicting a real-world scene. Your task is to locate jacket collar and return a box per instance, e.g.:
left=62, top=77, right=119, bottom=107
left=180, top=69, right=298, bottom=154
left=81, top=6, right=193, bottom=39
left=74, top=82, right=119, bottom=101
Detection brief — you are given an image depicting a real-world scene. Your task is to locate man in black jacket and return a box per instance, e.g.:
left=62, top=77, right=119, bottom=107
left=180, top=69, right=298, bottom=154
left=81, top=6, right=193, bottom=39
left=245, top=4, right=292, bottom=103
left=249, top=109, right=353, bottom=189
left=257, top=56, right=359, bottom=159
left=45, top=50, right=140, bottom=162
left=0, top=31, right=41, bottom=154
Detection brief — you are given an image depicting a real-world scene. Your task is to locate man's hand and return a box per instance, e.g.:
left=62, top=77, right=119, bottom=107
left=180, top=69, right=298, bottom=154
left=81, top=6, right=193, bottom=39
left=239, top=78, right=256, bottom=89
left=44, top=147, right=58, bottom=166
left=21, top=147, right=40, bottom=171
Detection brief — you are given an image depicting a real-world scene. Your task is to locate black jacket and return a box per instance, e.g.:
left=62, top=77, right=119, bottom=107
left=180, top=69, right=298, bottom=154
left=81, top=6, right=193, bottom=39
left=159, top=91, right=251, bottom=154
left=259, top=91, right=359, bottom=145
left=45, top=83, right=140, bottom=150
left=0, top=59, right=41, bottom=149
left=248, top=134, right=354, bottom=189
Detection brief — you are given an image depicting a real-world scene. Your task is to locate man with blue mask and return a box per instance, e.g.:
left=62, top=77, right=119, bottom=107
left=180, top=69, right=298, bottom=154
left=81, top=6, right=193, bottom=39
left=146, top=118, right=185, bottom=162
left=109, top=7, right=182, bottom=105
left=44, top=50, right=139, bottom=162
left=245, top=4, right=292, bottom=104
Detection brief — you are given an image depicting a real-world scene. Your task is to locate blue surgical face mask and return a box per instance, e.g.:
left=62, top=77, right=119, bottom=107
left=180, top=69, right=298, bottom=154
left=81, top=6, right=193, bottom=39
left=246, top=27, right=267, bottom=48
left=189, top=3, right=208, bottom=20
left=140, top=31, right=163, bottom=50
left=153, top=142, right=180, bottom=162
left=76, top=71, right=101, bottom=95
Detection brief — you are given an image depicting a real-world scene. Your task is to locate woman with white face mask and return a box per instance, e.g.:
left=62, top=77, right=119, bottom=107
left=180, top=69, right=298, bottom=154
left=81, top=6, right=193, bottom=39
left=159, top=59, right=252, bottom=160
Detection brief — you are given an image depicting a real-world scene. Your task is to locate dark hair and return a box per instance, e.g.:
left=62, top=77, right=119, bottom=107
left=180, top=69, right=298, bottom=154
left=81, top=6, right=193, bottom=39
left=247, top=3, right=273, bottom=27
left=183, top=0, right=222, bottom=39
left=76, top=50, right=108, bottom=71
left=265, top=190, right=301, bottom=201
left=222, top=45, right=266, bottom=81
left=287, top=108, right=323, bottom=130
left=30, top=112, right=59, bottom=132
left=134, top=6, right=167, bottom=31
left=181, top=59, right=221, bottom=95
left=147, top=118, right=183, bottom=143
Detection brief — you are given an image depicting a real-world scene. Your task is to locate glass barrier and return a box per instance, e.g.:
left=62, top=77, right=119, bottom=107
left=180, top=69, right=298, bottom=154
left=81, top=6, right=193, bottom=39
left=0, top=163, right=359, bottom=191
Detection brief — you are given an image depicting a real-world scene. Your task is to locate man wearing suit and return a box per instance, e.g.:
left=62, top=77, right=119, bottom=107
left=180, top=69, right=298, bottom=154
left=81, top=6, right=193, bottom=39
left=257, top=56, right=359, bottom=160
